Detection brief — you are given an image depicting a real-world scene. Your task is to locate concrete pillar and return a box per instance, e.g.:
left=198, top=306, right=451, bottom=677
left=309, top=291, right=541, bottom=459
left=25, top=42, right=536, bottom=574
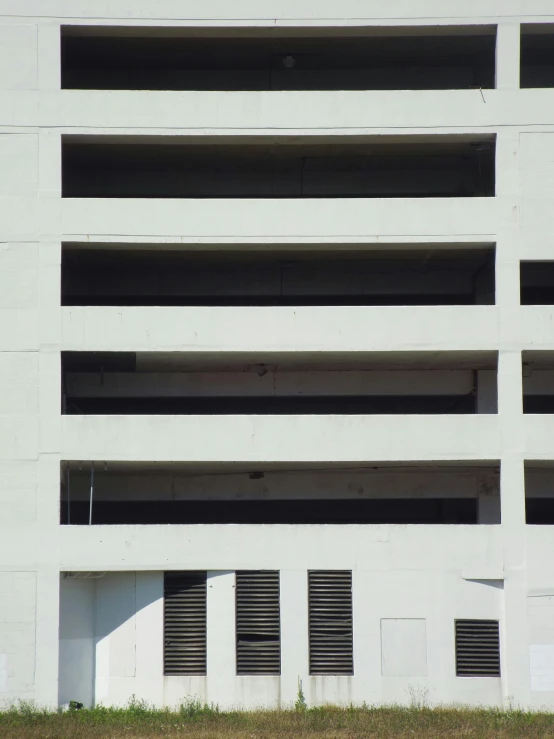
left=500, top=456, right=526, bottom=561
left=497, top=351, right=524, bottom=460
left=38, top=242, right=61, bottom=464
left=496, top=245, right=520, bottom=317
left=135, top=572, right=164, bottom=705
left=94, top=572, right=138, bottom=706
left=34, top=220, right=62, bottom=705
left=478, top=494, right=501, bottom=525
left=351, top=568, right=381, bottom=706
left=34, top=566, right=60, bottom=707
left=500, top=459, right=530, bottom=707
left=38, top=23, right=61, bottom=90
left=495, top=131, right=520, bottom=203
left=493, top=106, right=528, bottom=709
left=497, top=350, right=525, bottom=534
left=58, top=576, right=95, bottom=707
left=35, top=455, right=60, bottom=706
left=206, top=571, right=235, bottom=708
left=494, top=132, right=521, bottom=353
left=497, top=346, right=527, bottom=706
left=39, top=353, right=61, bottom=455
left=496, top=23, right=520, bottom=90
left=477, top=369, right=498, bottom=414
left=38, top=241, right=61, bottom=348
left=280, top=568, right=309, bottom=707
left=38, top=131, right=61, bottom=199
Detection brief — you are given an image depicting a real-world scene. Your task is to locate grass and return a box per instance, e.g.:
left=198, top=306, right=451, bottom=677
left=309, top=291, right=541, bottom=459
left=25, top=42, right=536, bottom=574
left=1, top=700, right=554, bottom=739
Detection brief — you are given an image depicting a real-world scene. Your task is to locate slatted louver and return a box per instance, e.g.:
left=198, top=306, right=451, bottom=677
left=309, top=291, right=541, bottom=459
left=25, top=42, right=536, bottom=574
left=164, top=571, right=207, bottom=675
left=236, top=570, right=280, bottom=675
left=308, top=570, right=353, bottom=675
left=455, top=619, right=500, bottom=677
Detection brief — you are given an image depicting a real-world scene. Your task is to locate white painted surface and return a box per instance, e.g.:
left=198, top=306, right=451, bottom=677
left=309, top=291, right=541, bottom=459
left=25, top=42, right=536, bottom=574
left=0, top=573, right=36, bottom=705
left=61, top=415, right=502, bottom=463
left=0, top=26, right=37, bottom=90
left=1, top=0, right=554, bottom=712
left=207, top=572, right=238, bottom=707
left=381, top=619, right=428, bottom=677
left=58, top=578, right=94, bottom=707
left=0, top=655, right=8, bottom=694
left=62, top=306, right=500, bottom=353
left=59, top=569, right=504, bottom=709
left=530, top=646, right=554, bottom=692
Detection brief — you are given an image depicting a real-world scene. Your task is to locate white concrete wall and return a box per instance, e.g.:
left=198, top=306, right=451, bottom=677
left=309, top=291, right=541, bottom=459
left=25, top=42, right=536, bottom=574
left=2, top=0, right=554, bottom=711
left=61, top=414, right=503, bottom=462
left=58, top=577, right=94, bottom=707
left=0, top=573, right=36, bottom=706
left=59, top=566, right=504, bottom=709
left=62, top=306, right=500, bottom=353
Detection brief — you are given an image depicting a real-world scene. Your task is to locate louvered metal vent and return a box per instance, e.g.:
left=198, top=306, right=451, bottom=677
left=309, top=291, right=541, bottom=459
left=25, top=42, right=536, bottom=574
left=455, top=619, right=500, bottom=677
left=308, top=570, right=353, bottom=675
left=164, top=571, right=207, bottom=676
left=236, top=570, right=280, bottom=675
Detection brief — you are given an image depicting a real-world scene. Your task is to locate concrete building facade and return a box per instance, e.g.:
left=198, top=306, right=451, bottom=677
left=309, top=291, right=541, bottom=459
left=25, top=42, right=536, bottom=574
left=2, top=0, right=554, bottom=711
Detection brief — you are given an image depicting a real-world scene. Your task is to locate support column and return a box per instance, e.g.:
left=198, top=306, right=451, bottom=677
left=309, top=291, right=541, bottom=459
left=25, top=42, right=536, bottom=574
left=497, top=351, right=523, bottom=456
left=38, top=132, right=61, bottom=200
left=497, top=349, right=529, bottom=705
left=206, top=571, right=235, bottom=709
left=494, top=131, right=521, bottom=348
left=280, top=568, right=309, bottom=707
left=34, top=565, right=60, bottom=707
left=37, top=23, right=61, bottom=90
left=39, top=351, right=61, bottom=455
left=493, top=108, right=528, bottom=707
left=496, top=23, right=520, bottom=90
left=478, top=494, right=501, bottom=525
left=500, top=458, right=530, bottom=707
left=38, top=241, right=61, bottom=352
left=135, top=572, right=164, bottom=706
left=477, top=369, right=498, bottom=414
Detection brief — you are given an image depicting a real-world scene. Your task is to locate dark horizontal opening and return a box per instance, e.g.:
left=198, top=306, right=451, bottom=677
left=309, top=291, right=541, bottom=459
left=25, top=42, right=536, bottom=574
left=521, top=29, right=554, bottom=88
left=62, top=351, right=495, bottom=416
left=62, top=138, right=496, bottom=199
left=523, top=397, right=554, bottom=414
left=61, top=28, right=496, bottom=91
left=62, top=247, right=496, bottom=307
left=521, top=262, right=554, bottom=304
left=61, top=498, right=477, bottom=525
left=521, top=288, right=554, bottom=304
left=238, top=635, right=279, bottom=644
left=522, top=353, right=554, bottom=413
left=526, top=498, right=554, bottom=524
left=64, top=394, right=476, bottom=415
left=63, top=351, right=137, bottom=373
left=65, top=294, right=477, bottom=307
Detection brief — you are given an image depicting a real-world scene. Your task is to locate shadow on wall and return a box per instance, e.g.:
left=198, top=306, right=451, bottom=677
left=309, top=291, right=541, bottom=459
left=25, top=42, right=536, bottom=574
left=58, top=572, right=163, bottom=708
left=464, top=579, right=504, bottom=589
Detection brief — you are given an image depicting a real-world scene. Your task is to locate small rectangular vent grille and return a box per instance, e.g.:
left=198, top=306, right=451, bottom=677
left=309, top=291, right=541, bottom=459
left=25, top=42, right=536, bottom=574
left=455, top=619, right=500, bottom=677
left=308, top=570, right=353, bottom=675
left=164, top=571, right=207, bottom=676
left=236, top=570, right=280, bottom=675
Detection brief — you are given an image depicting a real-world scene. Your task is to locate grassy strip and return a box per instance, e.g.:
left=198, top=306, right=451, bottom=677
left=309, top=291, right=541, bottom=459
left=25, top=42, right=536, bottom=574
left=1, top=700, right=553, bottom=739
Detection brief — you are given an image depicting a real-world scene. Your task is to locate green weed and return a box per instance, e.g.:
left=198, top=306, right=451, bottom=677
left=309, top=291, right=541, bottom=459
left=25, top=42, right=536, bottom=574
left=3, top=700, right=554, bottom=738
